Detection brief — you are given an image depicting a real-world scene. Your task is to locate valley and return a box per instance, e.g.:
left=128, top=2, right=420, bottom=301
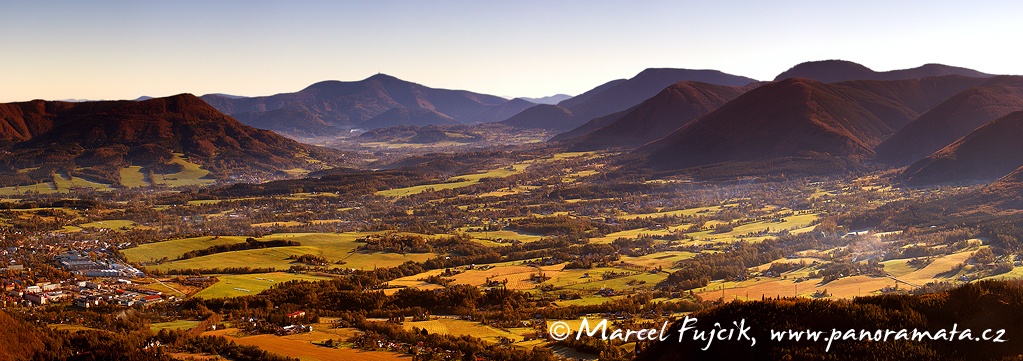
left=3, top=60, right=1023, bottom=361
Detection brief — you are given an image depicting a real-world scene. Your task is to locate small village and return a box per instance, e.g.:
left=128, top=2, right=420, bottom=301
left=2, top=249, right=164, bottom=308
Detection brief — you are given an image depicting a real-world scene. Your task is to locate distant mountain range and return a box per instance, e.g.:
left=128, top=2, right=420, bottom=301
left=5, top=59, right=1020, bottom=187
left=634, top=77, right=921, bottom=170
left=469, top=98, right=537, bottom=123
left=556, top=81, right=751, bottom=150
left=519, top=94, right=572, bottom=105
left=200, top=74, right=534, bottom=135
left=0, top=94, right=338, bottom=187
left=775, top=60, right=993, bottom=82
left=493, top=59, right=1022, bottom=182
left=627, top=74, right=993, bottom=175
left=498, top=104, right=576, bottom=131
left=499, top=68, right=758, bottom=131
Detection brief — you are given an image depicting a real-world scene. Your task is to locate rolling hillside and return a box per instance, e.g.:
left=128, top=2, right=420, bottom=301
left=634, top=78, right=920, bottom=170
left=499, top=104, right=576, bottom=131
left=561, top=81, right=748, bottom=150
left=501, top=68, right=757, bottom=131
left=902, top=111, right=1023, bottom=186
left=0, top=94, right=338, bottom=187
left=876, top=76, right=1023, bottom=166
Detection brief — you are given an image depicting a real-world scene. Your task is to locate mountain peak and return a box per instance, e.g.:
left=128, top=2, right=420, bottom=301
left=204, top=74, right=510, bottom=132
left=775, top=60, right=991, bottom=82
left=160, top=93, right=203, bottom=103
left=129, top=93, right=221, bottom=116
left=507, top=98, right=537, bottom=106
left=775, top=60, right=876, bottom=82
left=631, top=68, right=757, bottom=86
left=364, top=73, right=402, bottom=82
left=519, top=94, right=572, bottom=105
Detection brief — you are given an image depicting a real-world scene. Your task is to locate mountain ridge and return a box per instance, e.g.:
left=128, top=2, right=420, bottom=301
left=902, top=111, right=1023, bottom=186
left=200, top=73, right=529, bottom=134
left=875, top=76, right=1023, bottom=166
left=500, top=68, right=758, bottom=131
left=775, top=60, right=993, bottom=82
left=632, top=78, right=925, bottom=171
left=560, top=81, right=749, bottom=150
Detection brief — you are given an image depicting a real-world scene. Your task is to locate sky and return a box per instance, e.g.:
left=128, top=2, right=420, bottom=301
left=1, top=0, right=1020, bottom=102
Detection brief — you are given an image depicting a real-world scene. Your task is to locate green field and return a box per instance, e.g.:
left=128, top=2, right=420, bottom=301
left=375, top=179, right=477, bottom=197
left=120, top=166, right=151, bottom=188
left=981, top=266, right=1023, bottom=281
left=52, top=173, right=112, bottom=191
left=549, top=151, right=597, bottom=160
left=475, top=185, right=538, bottom=198
left=685, top=212, right=819, bottom=244
left=393, top=260, right=656, bottom=292
left=193, top=272, right=332, bottom=298
left=562, top=169, right=599, bottom=183
left=251, top=221, right=306, bottom=228
left=620, top=251, right=697, bottom=269
left=49, top=324, right=106, bottom=333
left=206, top=328, right=407, bottom=361
left=126, top=233, right=440, bottom=272
left=460, top=229, right=542, bottom=244
left=0, top=182, right=58, bottom=196
left=696, top=248, right=981, bottom=300
left=589, top=226, right=689, bottom=244
left=280, top=168, right=310, bottom=177
left=615, top=205, right=723, bottom=220
left=880, top=258, right=919, bottom=277
left=552, top=295, right=621, bottom=306
left=149, top=154, right=215, bottom=187
left=376, top=163, right=528, bottom=197
left=559, top=271, right=666, bottom=292
left=78, top=219, right=138, bottom=231
left=368, top=152, right=602, bottom=197
left=0, top=172, right=115, bottom=196
left=150, top=320, right=202, bottom=332
left=123, top=235, right=254, bottom=263
left=402, top=318, right=525, bottom=344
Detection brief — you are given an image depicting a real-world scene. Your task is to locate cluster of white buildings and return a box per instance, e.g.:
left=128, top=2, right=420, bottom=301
left=56, top=251, right=145, bottom=278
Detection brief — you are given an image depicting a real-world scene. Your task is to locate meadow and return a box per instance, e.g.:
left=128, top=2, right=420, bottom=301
left=204, top=328, right=407, bottom=361
left=376, top=163, right=528, bottom=197
left=0, top=155, right=212, bottom=194
left=125, top=232, right=440, bottom=272
left=0, top=172, right=115, bottom=195
left=401, top=318, right=525, bottom=344
left=694, top=248, right=981, bottom=300
left=192, top=272, right=332, bottom=299
left=148, top=154, right=216, bottom=187
left=150, top=319, right=202, bottom=332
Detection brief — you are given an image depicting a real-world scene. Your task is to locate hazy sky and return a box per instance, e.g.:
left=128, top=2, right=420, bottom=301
left=1, top=0, right=1020, bottom=102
